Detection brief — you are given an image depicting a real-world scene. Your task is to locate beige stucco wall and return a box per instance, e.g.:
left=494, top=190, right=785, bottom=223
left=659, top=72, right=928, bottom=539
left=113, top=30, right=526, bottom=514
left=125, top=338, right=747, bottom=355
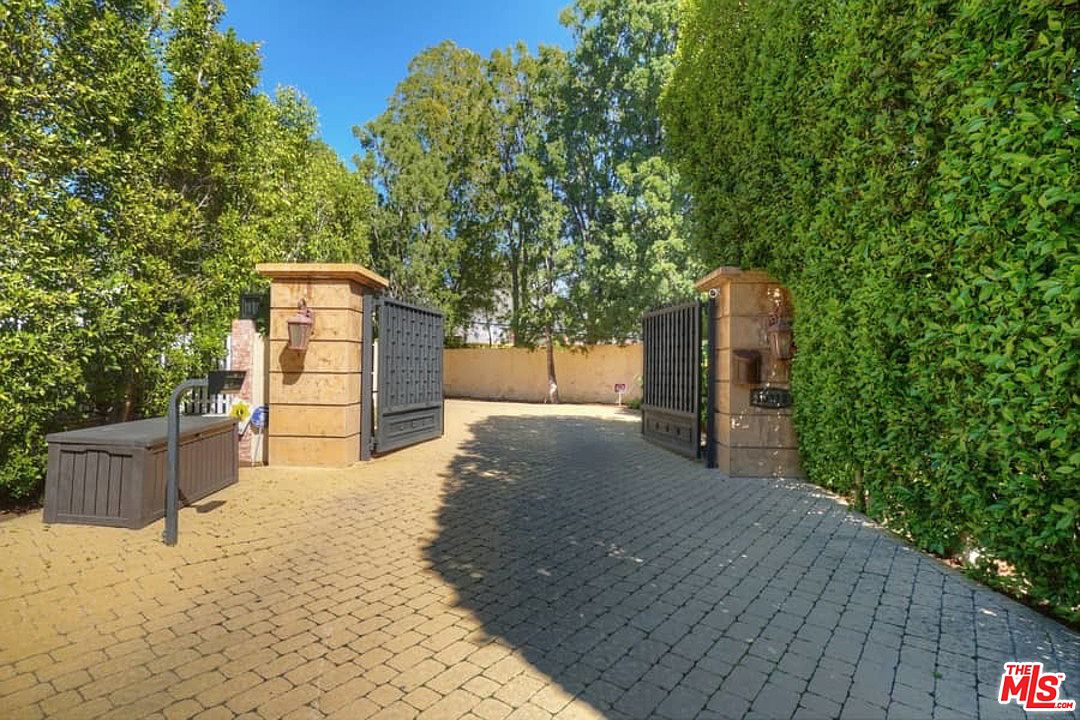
left=444, top=345, right=642, bottom=404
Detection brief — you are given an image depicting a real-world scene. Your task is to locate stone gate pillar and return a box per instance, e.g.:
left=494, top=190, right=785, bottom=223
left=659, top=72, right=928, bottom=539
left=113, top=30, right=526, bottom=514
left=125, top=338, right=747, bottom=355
left=697, top=267, right=804, bottom=478
left=256, top=263, right=388, bottom=466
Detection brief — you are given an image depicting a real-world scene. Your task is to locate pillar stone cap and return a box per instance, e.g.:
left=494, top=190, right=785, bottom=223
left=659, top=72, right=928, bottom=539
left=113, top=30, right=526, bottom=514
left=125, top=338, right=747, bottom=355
left=695, top=266, right=775, bottom=291
left=257, top=263, right=389, bottom=291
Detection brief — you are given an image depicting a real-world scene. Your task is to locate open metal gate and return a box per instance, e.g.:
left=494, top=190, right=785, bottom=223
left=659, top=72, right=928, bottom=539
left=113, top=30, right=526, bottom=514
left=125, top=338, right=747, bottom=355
left=370, top=298, right=444, bottom=454
left=641, top=300, right=707, bottom=459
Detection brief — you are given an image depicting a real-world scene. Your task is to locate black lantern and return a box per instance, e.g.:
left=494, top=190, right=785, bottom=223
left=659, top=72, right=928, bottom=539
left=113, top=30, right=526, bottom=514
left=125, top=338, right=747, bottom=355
left=239, top=292, right=267, bottom=321
left=286, top=300, right=315, bottom=351
left=768, top=318, right=794, bottom=360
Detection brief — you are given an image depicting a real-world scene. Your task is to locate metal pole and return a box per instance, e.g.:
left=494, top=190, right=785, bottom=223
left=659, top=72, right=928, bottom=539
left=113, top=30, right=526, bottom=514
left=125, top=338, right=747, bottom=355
left=360, top=292, right=375, bottom=461
left=641, top=314, right=647, bottom=436
left=165, top=379, right=207, bottom=546
left=706, top=295, right=718, bottom=469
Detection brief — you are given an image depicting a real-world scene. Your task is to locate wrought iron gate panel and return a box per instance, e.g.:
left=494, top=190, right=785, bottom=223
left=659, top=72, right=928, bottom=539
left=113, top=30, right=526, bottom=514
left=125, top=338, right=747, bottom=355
left=642, top=300, right=702, bottom=458
left=375, top=298, right=444, bottom=453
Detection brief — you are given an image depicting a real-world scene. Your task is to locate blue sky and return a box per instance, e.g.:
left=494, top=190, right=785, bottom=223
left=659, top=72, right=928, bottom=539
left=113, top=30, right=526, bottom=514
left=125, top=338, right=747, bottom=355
left=223, top=1, right=573, bottom=166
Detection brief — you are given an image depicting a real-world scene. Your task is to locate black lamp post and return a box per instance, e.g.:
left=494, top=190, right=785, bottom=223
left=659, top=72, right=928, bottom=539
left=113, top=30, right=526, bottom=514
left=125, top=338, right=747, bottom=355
left=164, top=369, right=246, bottom=546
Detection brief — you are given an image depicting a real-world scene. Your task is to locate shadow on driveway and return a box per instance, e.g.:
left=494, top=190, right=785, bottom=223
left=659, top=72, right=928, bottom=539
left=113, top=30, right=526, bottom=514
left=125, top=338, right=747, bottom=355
left=425, top=411, right=1080, bottom=720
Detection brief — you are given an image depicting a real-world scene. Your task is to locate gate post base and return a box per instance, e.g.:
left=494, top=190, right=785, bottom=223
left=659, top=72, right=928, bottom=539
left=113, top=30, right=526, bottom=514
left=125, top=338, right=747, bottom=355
left=696, top=267, right=804, bottom=478
left=256, top=264, right=389, bottom=467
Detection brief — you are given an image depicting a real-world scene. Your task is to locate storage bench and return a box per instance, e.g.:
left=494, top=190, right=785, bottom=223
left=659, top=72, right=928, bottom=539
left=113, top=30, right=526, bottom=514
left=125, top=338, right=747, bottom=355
left=44, top=416, right=238, bottom=528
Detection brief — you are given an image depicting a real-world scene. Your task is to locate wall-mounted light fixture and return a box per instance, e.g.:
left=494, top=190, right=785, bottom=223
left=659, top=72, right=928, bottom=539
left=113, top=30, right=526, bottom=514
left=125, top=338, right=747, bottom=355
left=286, top=299, right=315, bottom=351
left=239, top=291, right=268, bottom=321
left=767, top=317, right=794, bottom=360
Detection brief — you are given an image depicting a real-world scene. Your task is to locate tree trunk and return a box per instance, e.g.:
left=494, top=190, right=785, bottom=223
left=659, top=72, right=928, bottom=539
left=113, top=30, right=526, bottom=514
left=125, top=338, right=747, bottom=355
left=509, top=227, right=521, bottom=346
left=853, top=466, right=867, bottom=514
left=545, top=326, right=560, bottom=404
left=116, top=378, right=138, bottom=423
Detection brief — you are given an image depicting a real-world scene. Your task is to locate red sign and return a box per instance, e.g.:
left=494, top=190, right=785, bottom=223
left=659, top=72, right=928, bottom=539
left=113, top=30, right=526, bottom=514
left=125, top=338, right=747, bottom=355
left=614, top=383, right=627, bottom=393
left=999, top=662, right=1075, bottom=712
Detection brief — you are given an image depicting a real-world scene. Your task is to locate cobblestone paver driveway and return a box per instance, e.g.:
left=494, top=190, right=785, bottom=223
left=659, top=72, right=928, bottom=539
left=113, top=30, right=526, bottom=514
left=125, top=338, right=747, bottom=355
left=1, top=401, right=1078, bottom=720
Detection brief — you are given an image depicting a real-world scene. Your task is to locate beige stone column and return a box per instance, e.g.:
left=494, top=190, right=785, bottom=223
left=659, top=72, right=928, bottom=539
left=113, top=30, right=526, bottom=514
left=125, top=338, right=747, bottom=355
left=697, top=267, right=804, bottom=478
left=256, top=264, right=388, bottom=467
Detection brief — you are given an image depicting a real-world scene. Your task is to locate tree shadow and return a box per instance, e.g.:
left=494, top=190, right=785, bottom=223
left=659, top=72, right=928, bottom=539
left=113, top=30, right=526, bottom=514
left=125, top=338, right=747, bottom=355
left=425, top=411, right=1080, bottom=720
left=424, top=411, right=787, bottom=717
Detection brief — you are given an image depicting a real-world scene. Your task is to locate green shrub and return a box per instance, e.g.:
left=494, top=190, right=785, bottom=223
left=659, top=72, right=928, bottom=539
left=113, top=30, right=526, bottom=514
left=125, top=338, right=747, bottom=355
left=0, top=1, right=372, bottom=507
left=664, top=0, right=1080, bottom=620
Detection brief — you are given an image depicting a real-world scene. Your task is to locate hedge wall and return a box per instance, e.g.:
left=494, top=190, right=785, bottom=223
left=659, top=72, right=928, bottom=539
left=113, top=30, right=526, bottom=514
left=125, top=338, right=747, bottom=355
left=663, top=0, right=1079, bottom=619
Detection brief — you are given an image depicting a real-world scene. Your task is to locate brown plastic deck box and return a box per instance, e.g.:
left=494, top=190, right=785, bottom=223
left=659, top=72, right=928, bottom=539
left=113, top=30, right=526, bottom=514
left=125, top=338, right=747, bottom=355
left=44, top=416, right=238, bottom=529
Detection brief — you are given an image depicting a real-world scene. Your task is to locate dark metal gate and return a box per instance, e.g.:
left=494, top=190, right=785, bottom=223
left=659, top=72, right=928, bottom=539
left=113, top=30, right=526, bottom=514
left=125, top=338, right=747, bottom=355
left=371, top=298, right=445, bottom=454
left=641, top=300, right=704, bottom=459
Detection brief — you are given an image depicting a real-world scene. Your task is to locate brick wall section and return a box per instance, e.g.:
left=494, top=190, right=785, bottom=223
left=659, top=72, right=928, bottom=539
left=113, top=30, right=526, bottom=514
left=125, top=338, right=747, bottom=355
left=230, top=319, right=258, bottom=464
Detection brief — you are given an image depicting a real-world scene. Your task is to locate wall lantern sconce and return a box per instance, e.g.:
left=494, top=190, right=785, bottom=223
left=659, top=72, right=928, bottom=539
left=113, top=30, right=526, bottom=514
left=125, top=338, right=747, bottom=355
left=286, top=299, right=315, bottom=351
left=239, top=291, right=268, bottom=321
left=768, top=317, right=794, bottom=360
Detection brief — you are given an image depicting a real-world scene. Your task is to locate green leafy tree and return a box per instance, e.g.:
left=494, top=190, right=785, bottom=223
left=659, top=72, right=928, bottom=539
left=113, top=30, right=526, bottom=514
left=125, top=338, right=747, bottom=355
left=360, top=1, right=701, bottom=393
left=558, top=0, right=700, bottom=341
left=1, top=0, right=176, bottom=499
left=240, top=88, right=375, bottom=266
left=488, top=45, right=573, bottom=396
left=0, top=0, right=372, bottom=504
left=357, top=42, right=502, bottom=333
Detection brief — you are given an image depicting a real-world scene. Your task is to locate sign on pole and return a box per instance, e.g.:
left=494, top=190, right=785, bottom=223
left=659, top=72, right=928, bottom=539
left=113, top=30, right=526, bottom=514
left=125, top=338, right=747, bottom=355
left=614, top=383, right=627, bottom=406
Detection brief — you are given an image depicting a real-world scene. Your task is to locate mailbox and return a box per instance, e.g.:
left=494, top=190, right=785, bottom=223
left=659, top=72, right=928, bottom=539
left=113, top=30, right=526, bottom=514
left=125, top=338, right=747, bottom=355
left=207, top=369, right=247, bottom=396
left=732, top=350, right=761, bottom=385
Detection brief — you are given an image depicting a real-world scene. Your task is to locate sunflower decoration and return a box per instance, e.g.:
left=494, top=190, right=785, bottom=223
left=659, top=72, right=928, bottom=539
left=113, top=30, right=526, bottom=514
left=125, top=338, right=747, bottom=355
left=230, top=401, right=251, bottom=423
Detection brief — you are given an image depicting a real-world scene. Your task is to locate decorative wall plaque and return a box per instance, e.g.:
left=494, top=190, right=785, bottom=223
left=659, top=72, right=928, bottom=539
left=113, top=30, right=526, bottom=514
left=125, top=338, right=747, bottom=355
left=750, top=386, right=793, bottom=409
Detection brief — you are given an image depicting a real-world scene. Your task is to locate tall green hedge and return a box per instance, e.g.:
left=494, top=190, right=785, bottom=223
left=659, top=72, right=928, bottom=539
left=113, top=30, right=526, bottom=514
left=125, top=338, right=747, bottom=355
left=663, top=0, right=1079, bottom=619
